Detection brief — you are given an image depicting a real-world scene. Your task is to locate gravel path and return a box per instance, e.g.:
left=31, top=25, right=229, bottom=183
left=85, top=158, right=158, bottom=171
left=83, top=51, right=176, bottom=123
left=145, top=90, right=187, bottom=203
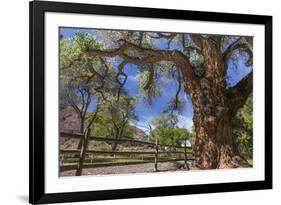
left=60, top=160, right=191, bottom=176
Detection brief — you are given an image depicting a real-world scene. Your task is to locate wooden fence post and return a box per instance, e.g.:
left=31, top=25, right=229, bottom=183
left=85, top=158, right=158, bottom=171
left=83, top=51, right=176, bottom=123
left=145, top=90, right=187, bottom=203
left=76, top=128, right=91, bottom=176
left=184, top=141, right=187, bottom=167
left=154, top=139, right=159, bottom=172
left=60, top=155, right=64, bottom=165
left=184, top=141, right=190, bottom=170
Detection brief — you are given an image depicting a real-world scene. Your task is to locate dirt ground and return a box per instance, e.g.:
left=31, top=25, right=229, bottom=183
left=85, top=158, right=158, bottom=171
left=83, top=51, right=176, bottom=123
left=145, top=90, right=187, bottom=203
left=60, top=160, right=192, bottom=176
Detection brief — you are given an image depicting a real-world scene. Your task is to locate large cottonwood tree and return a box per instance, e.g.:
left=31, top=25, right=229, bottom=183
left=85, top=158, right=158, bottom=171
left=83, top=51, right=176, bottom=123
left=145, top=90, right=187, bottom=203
left=82, top=31, right=253, bottom=169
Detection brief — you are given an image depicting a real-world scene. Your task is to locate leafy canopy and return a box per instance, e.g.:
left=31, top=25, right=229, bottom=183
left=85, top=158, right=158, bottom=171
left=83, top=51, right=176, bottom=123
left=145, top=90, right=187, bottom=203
left=233, top=95, right=253, bottom=159
left=150, top=114, right=191, bottom=146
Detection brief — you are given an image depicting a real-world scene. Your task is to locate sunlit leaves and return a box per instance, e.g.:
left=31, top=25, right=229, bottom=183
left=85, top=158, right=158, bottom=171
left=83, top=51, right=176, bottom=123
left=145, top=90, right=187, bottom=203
left=60, top=32, right=101, bottom=70
left=150, top=114, right=191, bottom=146
left=151, top=114, right=178, bottom=128
left=189, top=53, right=204, bottom=66
left=233, top=95, right=253, bottom=159
left=138, top=69, right=162, bottom=105
left=164, top=97, right=186, bottom=114
left=59, top=32, right=121, bottom=107
left=92, top=96, right=137, bottom=140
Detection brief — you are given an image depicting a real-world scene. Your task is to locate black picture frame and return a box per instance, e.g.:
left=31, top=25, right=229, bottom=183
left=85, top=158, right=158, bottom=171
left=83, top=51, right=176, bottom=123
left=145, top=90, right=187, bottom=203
left=29, top=1, right=272, bottom=204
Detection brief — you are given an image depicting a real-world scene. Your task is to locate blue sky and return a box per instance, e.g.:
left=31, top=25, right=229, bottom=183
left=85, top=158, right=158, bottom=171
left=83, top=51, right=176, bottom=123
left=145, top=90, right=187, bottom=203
left=60, top=28, right=252, bottom=132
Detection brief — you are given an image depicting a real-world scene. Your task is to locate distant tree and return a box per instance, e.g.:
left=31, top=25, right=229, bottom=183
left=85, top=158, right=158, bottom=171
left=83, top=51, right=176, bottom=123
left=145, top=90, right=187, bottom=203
left=93, top=96, right=137, bottom=150
left=150, top=114, right=191, bottom=147
left=59, top=32, right=117, bottom=153
left=60, top=82, right=95, bottom=134
left=60, top=32, right=99, bottom=132
left=174, top=128, right=192, bottom=146
left=150, top=114, right=178, bottom=128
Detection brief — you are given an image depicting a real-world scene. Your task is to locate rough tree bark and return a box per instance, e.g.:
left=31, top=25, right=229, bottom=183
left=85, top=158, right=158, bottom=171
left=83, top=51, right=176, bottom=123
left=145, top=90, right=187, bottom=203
left=184, top=37, right=252, bottom=169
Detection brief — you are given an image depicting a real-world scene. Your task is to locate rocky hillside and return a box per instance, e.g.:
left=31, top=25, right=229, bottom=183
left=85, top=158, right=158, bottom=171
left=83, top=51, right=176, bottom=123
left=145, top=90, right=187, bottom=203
left=130, top=125, right=150, bottom=142
left=60, top=125, right=152, bottom=150
left=59, top=106, right=152, bottom=150
left=59, top=106, right=81, bottom=133
left=60, top=107, right=150, bottom=139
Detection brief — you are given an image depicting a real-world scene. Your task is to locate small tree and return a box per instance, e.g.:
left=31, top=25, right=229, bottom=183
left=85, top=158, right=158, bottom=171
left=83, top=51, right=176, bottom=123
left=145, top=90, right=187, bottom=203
left=59, top=32, right=116, bottom=149
left=150, top=114, right=191, bottom=147
left=93, top=96, right=137, bottom=150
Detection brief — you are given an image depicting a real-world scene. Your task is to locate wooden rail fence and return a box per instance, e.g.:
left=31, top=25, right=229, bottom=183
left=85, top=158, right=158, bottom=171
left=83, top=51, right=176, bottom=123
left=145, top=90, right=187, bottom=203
left=60, top=129, right=194, bottom=175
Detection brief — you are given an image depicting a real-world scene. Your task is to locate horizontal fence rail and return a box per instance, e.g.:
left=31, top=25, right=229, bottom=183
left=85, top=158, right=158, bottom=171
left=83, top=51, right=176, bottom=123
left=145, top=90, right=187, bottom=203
left=60, top=149, right=190, bottom=155
left=60, top=132, right=186, bottom=149
left=60, top=131, right=194, bottom=174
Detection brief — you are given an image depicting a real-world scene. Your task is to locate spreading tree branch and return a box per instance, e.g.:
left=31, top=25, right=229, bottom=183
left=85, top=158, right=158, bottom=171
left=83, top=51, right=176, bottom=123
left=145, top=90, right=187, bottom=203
left=87, top=64, right=104, bottom=79
left=87, top=58, right=112, bottom=102
left=227, top=71, right=253, bottom=116
left=143, top=64, right=154, bottom=90
left=223, top=38, right=252, bottom=63
left=77, top=88, right=86, bottom=118
left=86, top=39, right=173, bottom=65
left=70, top=103, right=81, bottom=117
left=86, top=40, right=195, bottom=93
left=190, top=34, right=204, bottom=49
left=85, top=100, right=101, bottom=131
left=175, top=68, right=182, bottom=110
left=116, top=60, right=128, bottom=102
left=83, top=88, right=91, bottom=119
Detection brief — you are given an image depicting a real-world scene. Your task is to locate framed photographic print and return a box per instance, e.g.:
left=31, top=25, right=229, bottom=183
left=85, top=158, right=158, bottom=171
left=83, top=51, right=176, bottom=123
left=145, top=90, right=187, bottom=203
left=29, top=0, right=272, bottom=204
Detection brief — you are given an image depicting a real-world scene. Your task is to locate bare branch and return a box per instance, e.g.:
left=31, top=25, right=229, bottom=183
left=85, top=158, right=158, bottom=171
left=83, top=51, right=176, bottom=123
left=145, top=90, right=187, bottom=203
left=175, top=68, right=182, bottom=110
left=143, top=64, right=154, bottom=90
left=94, top=64, right=110, bottom=102
left=222, top=38, right=252, bottom=63
left=86, top=40, right=173, bottom=64
left=116, top=60, right=128, bottom=102
left=70, top=103, right=81, bottom=116
left=190, top=34, right=204, bottom=49
left=227, top=71, right=253, bottom=116
left=184, top=46, right=202, bottom=56
left=87, top=64, right=104, bottom=79
left=82, top=88, right=91, bottom=118
left=85, top=101, right=101, bottom=130
left=77, top=88, right=86, bottom=117
left=171, top=50, right=195, bottom=93
left=148, top=32, right=176, bottom=40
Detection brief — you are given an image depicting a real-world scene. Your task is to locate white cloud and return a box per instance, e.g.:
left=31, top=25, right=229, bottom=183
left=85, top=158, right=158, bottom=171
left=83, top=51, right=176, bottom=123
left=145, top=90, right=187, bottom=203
left=127, top=74, right=139, bottom=83
left=130, top=114, right=193, bottom=134
left=130, top=120, right=150, bottom=135
left=177, top=115, right=193, bottom=131
left=129, top=115, right=155, bottom=134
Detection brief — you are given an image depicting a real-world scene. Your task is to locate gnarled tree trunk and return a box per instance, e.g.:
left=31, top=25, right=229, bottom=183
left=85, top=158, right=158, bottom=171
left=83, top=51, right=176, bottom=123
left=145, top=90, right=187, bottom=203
left=192, top=107, right=242, bottom=169
left=185, top=38, right=248, bottom=169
